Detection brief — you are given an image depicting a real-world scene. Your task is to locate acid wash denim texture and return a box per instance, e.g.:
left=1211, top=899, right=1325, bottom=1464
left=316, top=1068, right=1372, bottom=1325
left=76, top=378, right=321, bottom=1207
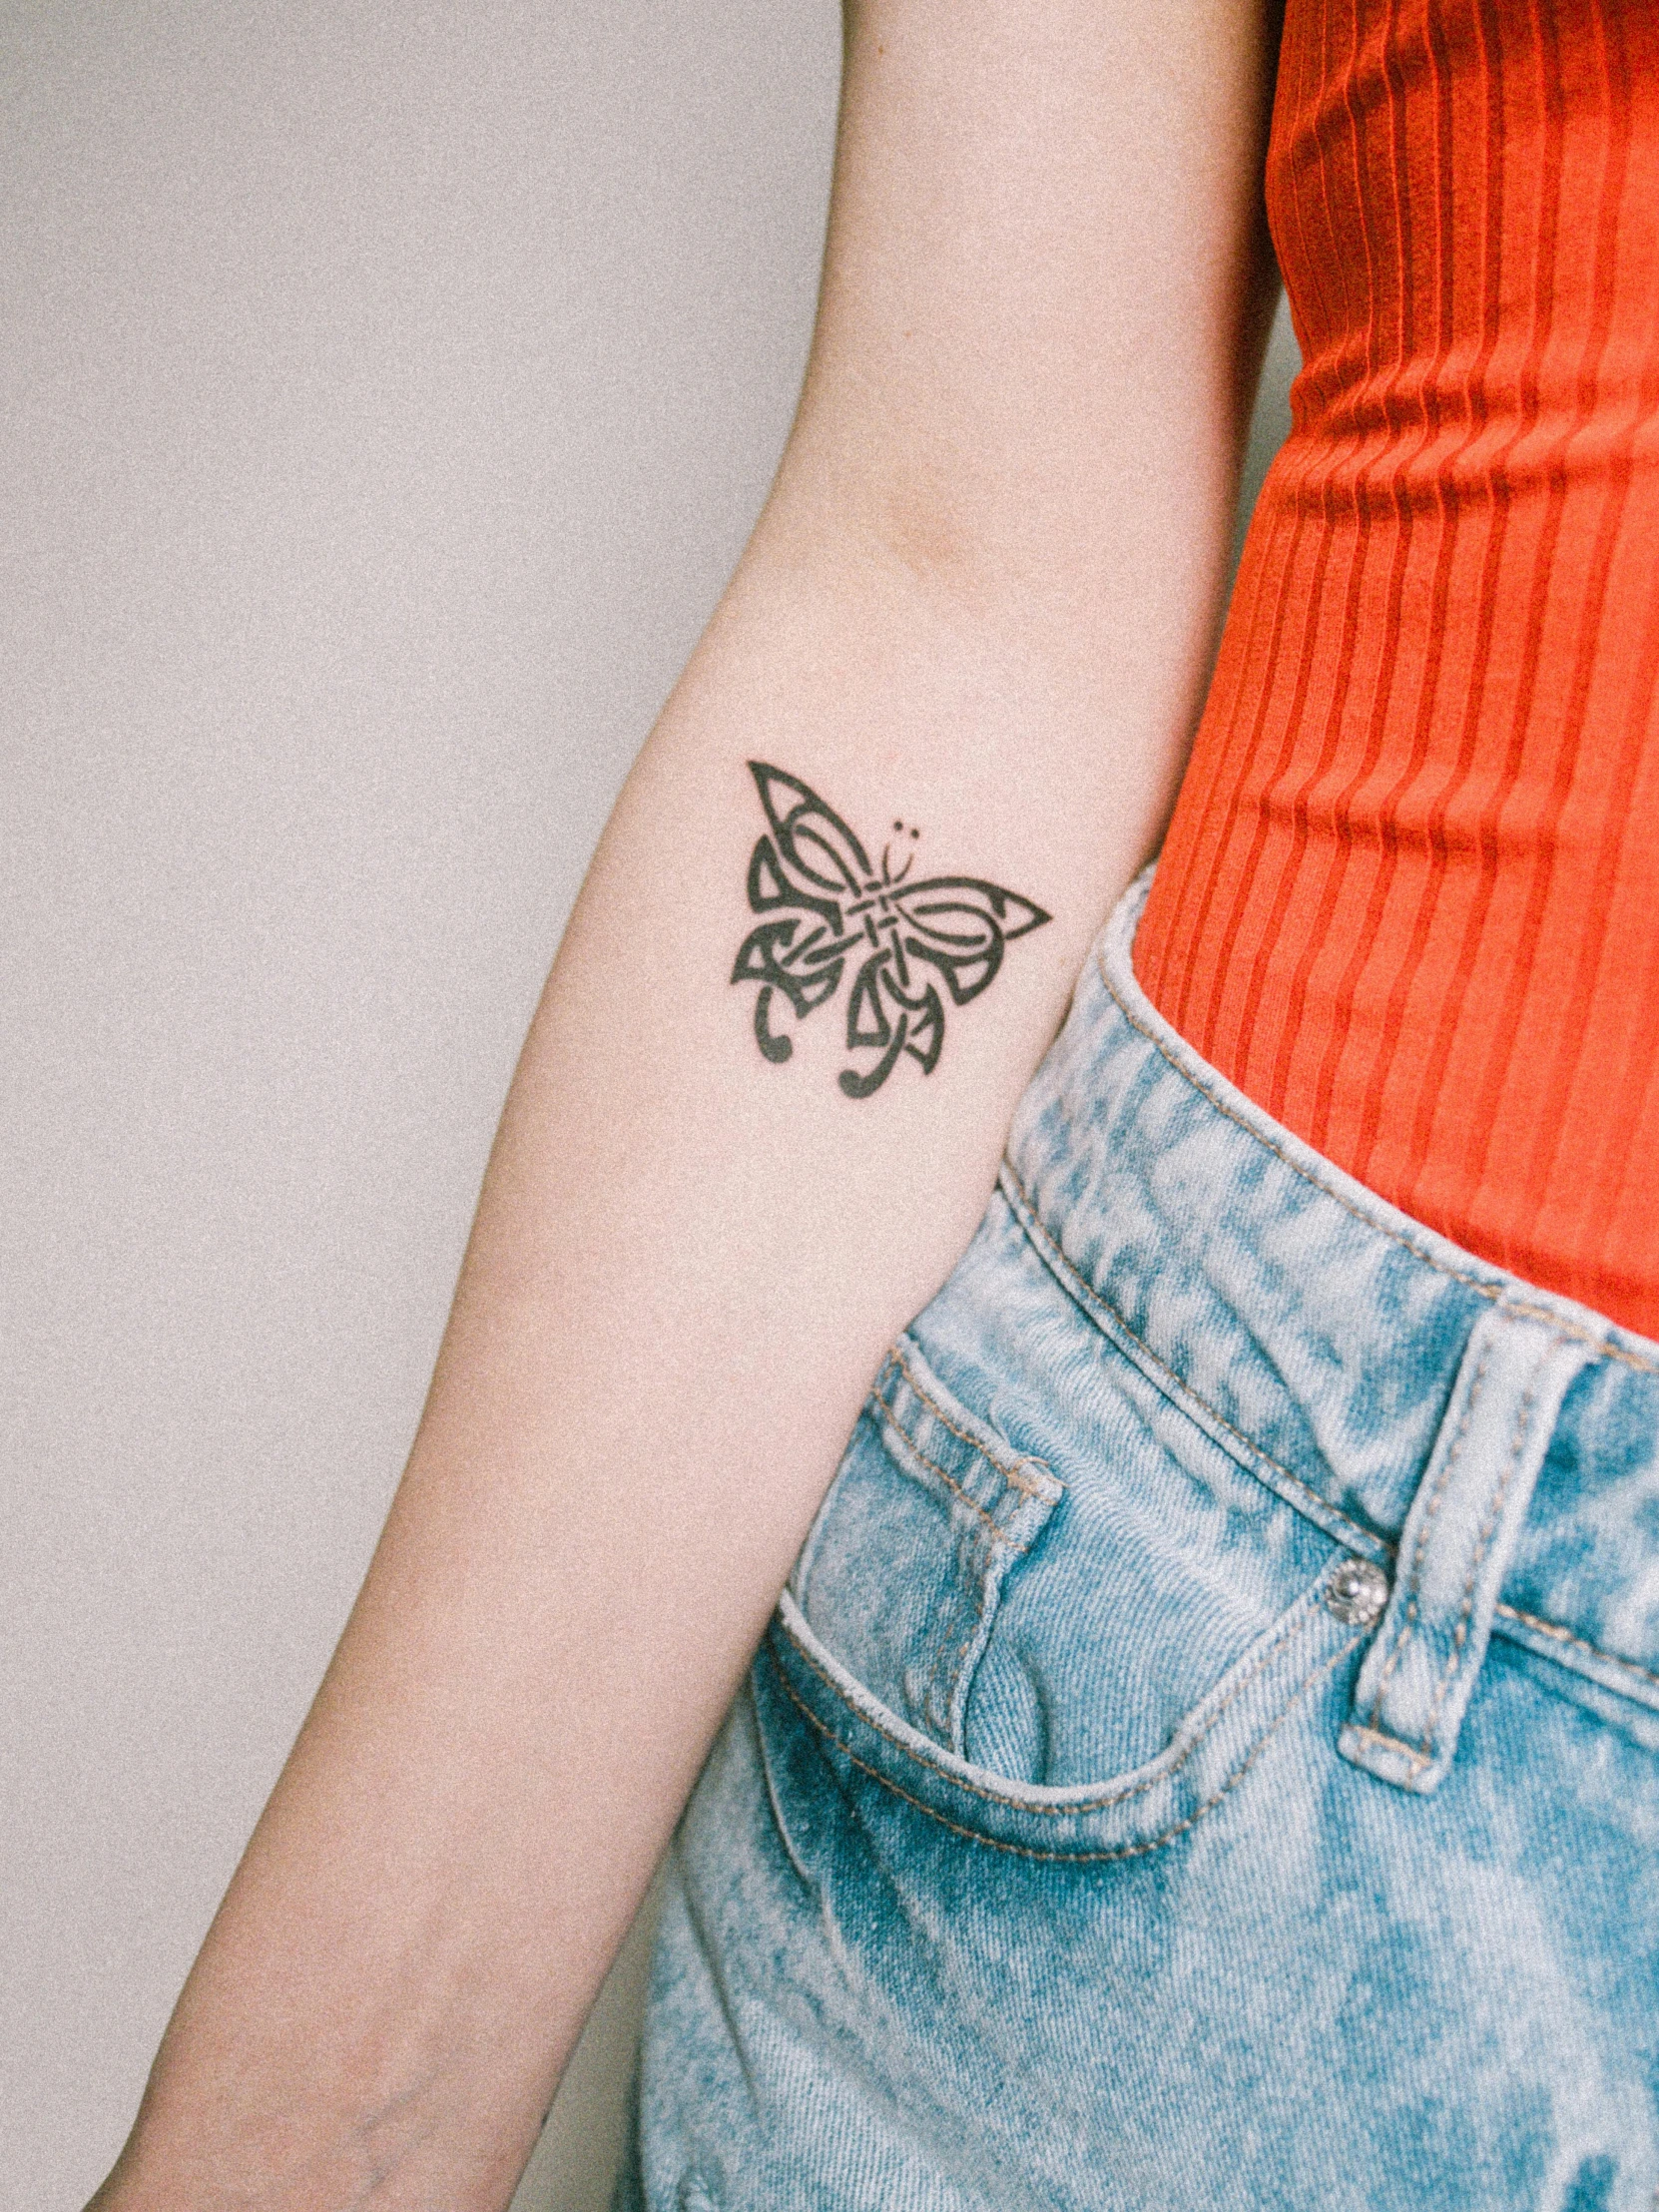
left=616, top=869, right=1659, bottom=2212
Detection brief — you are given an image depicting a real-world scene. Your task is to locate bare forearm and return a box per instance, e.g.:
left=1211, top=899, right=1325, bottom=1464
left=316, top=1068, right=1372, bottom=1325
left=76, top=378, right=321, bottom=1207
left=97, top=3, right=1279, bottom=2204
left=101, top=532, right=1200, bottom=2209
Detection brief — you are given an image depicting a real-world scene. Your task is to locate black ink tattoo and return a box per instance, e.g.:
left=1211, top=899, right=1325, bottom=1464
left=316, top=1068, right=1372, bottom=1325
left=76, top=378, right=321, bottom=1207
left=731, top=762, right=1051, bottom=1098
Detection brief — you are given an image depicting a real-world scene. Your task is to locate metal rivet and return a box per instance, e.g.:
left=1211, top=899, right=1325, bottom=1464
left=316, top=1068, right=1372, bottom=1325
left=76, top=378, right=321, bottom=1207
left=1326, top=1555, right=1389, bottom=1628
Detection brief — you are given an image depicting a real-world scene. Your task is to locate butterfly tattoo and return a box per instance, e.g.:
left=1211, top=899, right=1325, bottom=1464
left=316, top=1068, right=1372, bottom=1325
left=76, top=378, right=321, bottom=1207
left=731, top=762, right=1051, bottom=1099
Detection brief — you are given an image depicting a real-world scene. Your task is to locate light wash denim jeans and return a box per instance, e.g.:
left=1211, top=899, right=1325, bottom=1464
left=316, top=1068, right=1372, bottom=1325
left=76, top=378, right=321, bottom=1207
left=617, top=869, right=1659, bottom=2212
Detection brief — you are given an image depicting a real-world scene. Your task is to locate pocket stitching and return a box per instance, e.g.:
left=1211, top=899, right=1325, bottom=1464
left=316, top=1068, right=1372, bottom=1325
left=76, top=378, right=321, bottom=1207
left=778, top=1575, right=1340, bottom=1817
left=874, top=1401, right=1043, bottom=1556
left=866, top=1357, right=1051, bottom=1744
left=768, top=1625, right=1363, bottom=1863
left=926, top=1554, right=994, bottom=1750
left=792, top=1333, right=1058, bottom=1748
left=881, top=1339, right=1058, bottom=1502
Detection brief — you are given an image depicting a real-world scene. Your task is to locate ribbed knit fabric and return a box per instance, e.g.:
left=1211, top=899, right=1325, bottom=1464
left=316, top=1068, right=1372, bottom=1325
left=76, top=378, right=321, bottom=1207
left=1136, top=0, right=1659, bottom=1338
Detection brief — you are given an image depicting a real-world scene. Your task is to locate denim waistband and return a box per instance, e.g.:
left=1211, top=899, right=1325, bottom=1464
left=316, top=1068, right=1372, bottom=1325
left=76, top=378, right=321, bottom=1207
left=1001, top=866, right=1659, bottom=1787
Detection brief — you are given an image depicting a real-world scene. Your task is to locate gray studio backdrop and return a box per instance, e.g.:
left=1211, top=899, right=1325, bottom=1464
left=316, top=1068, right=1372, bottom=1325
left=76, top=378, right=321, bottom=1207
left=1, top=5, right=1299, bottom=2206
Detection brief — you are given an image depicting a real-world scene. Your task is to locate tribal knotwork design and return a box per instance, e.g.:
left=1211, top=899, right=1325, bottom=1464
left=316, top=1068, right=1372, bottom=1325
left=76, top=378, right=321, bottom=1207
left=730, top=762, right=1051, bottom=1099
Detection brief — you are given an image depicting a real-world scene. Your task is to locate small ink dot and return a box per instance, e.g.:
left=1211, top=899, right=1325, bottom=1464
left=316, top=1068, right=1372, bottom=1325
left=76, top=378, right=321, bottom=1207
left=910, top=828, right=920, bottom=839
left=892, top=820, right=903, bottom=832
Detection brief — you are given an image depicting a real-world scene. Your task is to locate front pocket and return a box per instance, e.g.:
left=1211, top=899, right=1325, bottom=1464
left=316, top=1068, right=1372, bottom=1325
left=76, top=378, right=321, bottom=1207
left=789, top=1334, right=1063, bottom=1760
left=773, top=1318, right=1368, bottom=1862
left=767, top=1567, right=1365, bottom=1864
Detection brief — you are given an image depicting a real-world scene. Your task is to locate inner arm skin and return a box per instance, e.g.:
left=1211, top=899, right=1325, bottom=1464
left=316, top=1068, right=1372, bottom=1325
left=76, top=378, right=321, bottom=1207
left=97, top=5, right=1281, bottom=2208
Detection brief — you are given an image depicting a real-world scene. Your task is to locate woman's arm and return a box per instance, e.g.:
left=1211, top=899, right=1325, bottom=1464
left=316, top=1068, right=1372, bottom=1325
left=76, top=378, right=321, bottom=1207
left=97, top=4, right=1280, bottom=2206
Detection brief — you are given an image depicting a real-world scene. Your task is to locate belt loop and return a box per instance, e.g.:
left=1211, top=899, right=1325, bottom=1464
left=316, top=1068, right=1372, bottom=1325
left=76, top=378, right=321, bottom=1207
left=1338, top=1301, right=1598, bottom=1796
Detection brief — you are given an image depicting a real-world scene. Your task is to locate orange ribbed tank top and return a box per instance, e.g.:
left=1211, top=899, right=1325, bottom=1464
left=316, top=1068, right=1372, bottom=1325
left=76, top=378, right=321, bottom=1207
left=1136, top=0, right=1659, bottom=1338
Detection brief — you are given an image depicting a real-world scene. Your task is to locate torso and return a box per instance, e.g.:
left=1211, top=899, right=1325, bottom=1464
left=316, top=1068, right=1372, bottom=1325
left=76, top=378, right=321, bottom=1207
left=1136, top=0, right=1659, bottom=1336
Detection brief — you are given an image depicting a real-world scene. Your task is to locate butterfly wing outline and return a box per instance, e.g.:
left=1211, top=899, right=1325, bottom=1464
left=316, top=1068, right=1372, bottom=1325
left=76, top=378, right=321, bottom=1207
left=833, top=875, right=1050, bottom=1097
left=730, top=764, right=872, bottom=1062
left=838, top=953, right=946, bottom=1098
left=731, top=762, right=1051, bottom=1093
left=886, top=877, right=1051, bottom=1004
